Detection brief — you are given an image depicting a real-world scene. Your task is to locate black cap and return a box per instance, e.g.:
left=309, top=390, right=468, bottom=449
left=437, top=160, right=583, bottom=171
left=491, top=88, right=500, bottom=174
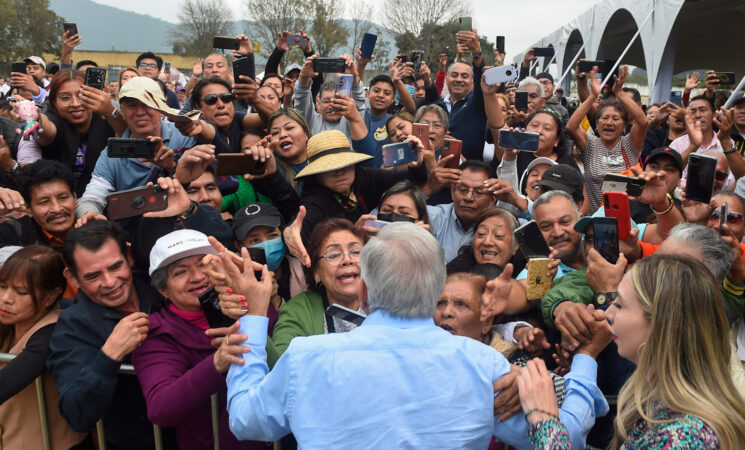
left=643, top=147, right=684, bottom=174
left=535, top=164, right=584, bottom=196
left=232, top=202, right=282, bottom=242
left=535, top=72, right=553, bottom=83
left=731, top=92, right=745, bottom=107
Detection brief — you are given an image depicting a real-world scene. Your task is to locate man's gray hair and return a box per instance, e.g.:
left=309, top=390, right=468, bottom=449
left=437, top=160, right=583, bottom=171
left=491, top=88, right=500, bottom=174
left=518, top=76, right=545, bottom=98
left=668, top=223, right=734, bottom=283
left=533, top=190, right=579, bottom=217
left=361, top=222, right=445, bottom=318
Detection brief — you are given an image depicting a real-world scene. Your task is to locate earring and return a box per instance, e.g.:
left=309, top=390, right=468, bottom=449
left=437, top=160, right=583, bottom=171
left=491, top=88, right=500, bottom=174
left=637, top=342, right=646, bottom=359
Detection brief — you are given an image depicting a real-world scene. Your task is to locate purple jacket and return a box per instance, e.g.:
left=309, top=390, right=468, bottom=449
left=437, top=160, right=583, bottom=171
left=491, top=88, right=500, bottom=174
left=132, top=307, right=268, bottom=450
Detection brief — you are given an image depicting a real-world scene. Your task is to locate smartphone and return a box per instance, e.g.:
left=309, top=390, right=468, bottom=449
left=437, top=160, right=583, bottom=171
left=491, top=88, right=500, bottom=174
left=715, top=72, right=736, bottom=85
left=603, top=191, right=631, bottom=240
left=498, top=129, right=540, bottom=152
left=233, top=57, right=253, bottom=84
left=360, top=32, right=377, bottom=59
left=247, top=247, right=266, bottom=281
left=458, top=16, right=472, bottom=31
left=334, top=74, right=354, bottom=97
left=398, top=54, right=409, bottom=64
left=253, top=42, right=262, bottom=54
left=326, top=303, right=366, bottom=326
left=313, top=58, right=346, bottom=73
left=670, top=91, right=683, bottom=106
left=514, top=220, right=551, bottom=260
left=215, top=154, right=266, bottom=176
left=164, top=62, right=171, bottom=72
left=514, top=91, right=528, bottom=113
left=592, top=217, right=619, bottom=264
left=11, top=61, right=26, bottom=74
left=411, top=50, right=424, bottom=74
left=578, top=60, right=604, bottom=74
left=484, top=65, right=518, bottom=85
left=287, top=34, right=309, bottom=47
left=601, top=174, right=647, bottom=198
left=62, top=22, right=78, bottom=36
left=496, top=36, right=505, bottom=54
left=441, top=139, right=462, bottom=170
left=412, top=123, right=430, bottom=149
left=84, top=67, right=107, bottom=91
left=382, top=142, right=418, bottom=167
left=720, top=202, right=728, bottom=236
left=108, top=185, right=168, bottom=220
left=107, top=138, right=155, bottom=158
left=364, top=219, right=390, bottom=230
left=198, top=287, right=235, bottom=329
left=685, top=153, right=717, bottom=204
left=532, top=47, right=554, bottom=58
left=213, top=36, right=240, bottom=50
left=526, top=258, right=553, bottom=301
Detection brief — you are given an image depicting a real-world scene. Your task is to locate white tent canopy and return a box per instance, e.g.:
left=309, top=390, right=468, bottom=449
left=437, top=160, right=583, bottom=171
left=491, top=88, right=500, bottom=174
left=515, top=0, right=745, bottom=103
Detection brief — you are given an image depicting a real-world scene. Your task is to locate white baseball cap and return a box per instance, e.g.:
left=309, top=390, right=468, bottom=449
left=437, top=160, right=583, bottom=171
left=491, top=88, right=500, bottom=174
left=149, top=229, right=217, bottom=276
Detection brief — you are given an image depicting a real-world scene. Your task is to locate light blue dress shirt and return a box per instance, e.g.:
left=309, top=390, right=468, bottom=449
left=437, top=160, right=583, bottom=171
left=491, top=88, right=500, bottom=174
left=427, top=203, right=474, bottom=263
left=227, top=310, right=607, bottom=449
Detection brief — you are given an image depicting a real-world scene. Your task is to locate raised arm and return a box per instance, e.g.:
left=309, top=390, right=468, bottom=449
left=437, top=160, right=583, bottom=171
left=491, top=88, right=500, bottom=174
left=611, top=66, right=647, bottom=150
left=566, top=68, right=601, bottom=153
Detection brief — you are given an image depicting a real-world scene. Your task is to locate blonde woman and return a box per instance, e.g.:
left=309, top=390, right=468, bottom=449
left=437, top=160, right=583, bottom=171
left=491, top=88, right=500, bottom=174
left=517, top=254, right=745, bottom=449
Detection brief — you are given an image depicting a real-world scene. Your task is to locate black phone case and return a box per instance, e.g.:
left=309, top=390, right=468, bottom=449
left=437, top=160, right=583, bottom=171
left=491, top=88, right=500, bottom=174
left=685, top=155, right=717, bottom=204
left=514, top=221, right=551, bottom=259
left=63, top=22, right=78, bottom=35
left=11, top=62, right=26, bottom=74
left=313, top=58, right=346, bottom=73
left=233, top=57, right=252, bottom=84
left=213, top=36, right=240, bottom=50
left=85, top=67, right=106, bottom=91
left=107, top=138, right=155, bottom=158
left=515, top=92, right=528, bottom=112
left=496, top=36, right=505, bottom=54
left=107, top=186, right=167, bottom=220
left=198, top=287, right=236, bottom=329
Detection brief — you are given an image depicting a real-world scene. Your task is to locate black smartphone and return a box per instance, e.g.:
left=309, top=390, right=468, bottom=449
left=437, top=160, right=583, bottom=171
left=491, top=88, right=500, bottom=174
left=107, top=185, right=168, bottom=220
left=247, top=247, right=266, bottom=281
left=532, top=47, right=554, bottom=58
left=326, top=304, right=366, bottom=326
left=514, top=91, right=528, bottom=113
left=601, top=174, right=647, bottom=198
left=498, top=129, right=540, bottom=152
left=62, top=22, right=78, bottom=36
left=11, top=61, right=26, bottom=74
left=398, top=54, right=409, bottom=64
left=313, top=58, right=346, bottom=73
left=514, top=220, right=551, bottom=260
left=685, top=153, right=717, bottom=204
left=715, top=72, right=736, bottom=85
left=578, top=60, right=604, bottom=74
left=592, top=217, right=619, bottom=264
left=107, top=138, right=155, bottom=159
left=496, top=36, right=505, bottom=54
left=670, top=91, right=683, bottom=107
left=233, top=57, right=253, bottom=84
left=215, top=154, right=266, bottom=176
left=360, top=33, right=377, bottom=59
left=213, top=36, right=240, bottom=50
left=720, top=202, right=728, bottom=236
left=84, top=67, right=107, bottom=91
left=411, top=50, right=424, bottom=74
left=198, top=287, right=236, bottom=329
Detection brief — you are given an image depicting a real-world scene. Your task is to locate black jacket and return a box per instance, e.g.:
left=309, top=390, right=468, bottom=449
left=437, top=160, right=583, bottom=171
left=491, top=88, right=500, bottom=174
left=0, top=215, right=56, bottom=248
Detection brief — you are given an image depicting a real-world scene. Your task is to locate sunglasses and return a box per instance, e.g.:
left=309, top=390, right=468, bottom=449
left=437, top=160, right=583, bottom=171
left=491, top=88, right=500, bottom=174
left=715, top=170, right=729, bottom=181
left=711, top=208, right=744, bottom=224
left=202, top=93, right=235, bottom=105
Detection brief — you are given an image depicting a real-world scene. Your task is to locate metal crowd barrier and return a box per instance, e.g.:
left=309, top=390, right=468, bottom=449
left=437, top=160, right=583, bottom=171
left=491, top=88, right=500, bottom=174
left=0, top=353, right=221, bottom=450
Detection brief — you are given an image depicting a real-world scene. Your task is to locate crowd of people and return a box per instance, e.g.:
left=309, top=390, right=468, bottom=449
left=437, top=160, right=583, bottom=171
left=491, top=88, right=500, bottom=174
left=2, top=20, right=745, bottom=450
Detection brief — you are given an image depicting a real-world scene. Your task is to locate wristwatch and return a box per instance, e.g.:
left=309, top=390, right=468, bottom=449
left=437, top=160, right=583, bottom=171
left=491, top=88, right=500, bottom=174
left=110, top=108, right=121, bottom=120
left=472, top=51, right=482, bottom=59
left=8, top=161, right=19, bottom=175
left=593, top=291, right=617, bottom=306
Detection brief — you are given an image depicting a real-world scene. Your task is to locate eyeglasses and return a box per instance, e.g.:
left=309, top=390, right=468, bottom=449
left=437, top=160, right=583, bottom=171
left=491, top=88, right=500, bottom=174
left=318, top=248, right=362, bottom=265
left=55, top=94, right=82, bottom=106
left=454, top=185, right=489, bottom=199
left=711, top=209, right=744, bottom=224
left=202, top=93, right=235, bottom=105
left=138, top=62, right=158, bottom=69
left=715, top=171, right=729, bottom=181
left=421, top=121, right=444, bottom=130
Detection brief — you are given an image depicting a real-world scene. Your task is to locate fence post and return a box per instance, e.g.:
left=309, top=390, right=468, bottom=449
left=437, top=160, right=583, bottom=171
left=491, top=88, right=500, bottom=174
left=96, top=420, right=107, bottom=450
left=34, top=376, right=51, bottom=450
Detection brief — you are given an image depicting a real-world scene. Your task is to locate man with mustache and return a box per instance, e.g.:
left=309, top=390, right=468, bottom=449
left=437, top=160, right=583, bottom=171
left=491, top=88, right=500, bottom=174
left=0, top=160, right=102, bottom=248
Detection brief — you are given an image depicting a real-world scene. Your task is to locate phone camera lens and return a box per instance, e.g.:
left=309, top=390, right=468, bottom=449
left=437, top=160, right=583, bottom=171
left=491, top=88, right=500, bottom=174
left=131, top=195, right=146, bottom=209
left=506, top=70, right=513, bottom=76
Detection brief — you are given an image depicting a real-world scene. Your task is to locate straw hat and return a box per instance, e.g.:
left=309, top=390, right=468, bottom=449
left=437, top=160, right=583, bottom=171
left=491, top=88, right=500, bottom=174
left=118, top=76, right=172, bottom=112
left=294, top=130, right=372, bottom=179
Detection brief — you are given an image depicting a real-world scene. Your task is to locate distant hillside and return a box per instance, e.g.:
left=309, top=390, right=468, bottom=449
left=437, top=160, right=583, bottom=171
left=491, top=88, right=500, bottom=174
left=49, top=0, right=398, bottom=62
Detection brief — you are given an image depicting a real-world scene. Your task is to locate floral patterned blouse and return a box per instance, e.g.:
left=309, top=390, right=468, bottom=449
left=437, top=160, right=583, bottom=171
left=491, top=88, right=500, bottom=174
left=528, top=402, right=719, bottom=449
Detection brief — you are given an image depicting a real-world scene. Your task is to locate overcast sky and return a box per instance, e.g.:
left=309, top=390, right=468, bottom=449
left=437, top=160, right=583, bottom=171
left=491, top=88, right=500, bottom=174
left=92, top=0, right=599, bottom=57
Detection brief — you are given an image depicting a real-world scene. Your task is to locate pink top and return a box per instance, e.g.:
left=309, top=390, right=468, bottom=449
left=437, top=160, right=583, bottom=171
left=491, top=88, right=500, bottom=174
left=168, top=303, right=210, bottom=331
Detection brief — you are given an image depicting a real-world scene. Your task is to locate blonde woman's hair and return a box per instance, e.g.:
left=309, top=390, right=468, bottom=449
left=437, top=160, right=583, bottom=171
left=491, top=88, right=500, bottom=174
left=611, top=254, right=745, bottom=449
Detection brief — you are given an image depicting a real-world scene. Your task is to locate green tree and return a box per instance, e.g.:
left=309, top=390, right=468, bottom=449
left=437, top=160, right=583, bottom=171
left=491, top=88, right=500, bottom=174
left=0, top=0, right=62, bottom=73
left=242, top=0, right=307, bottom=61
left=308, top=0, right=348, bottom=57
left=394, top=20, right=494, bottom=71
left=170, top=0, right=234, bottom=56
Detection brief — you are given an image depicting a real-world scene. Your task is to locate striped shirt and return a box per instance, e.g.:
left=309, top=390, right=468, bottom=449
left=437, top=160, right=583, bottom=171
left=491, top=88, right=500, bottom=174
left=582, top=134, right=639, bottom=212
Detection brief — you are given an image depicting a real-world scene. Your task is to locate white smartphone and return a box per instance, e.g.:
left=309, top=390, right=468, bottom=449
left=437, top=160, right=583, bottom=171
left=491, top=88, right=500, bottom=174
left=484, top=65, right=518, bottom=85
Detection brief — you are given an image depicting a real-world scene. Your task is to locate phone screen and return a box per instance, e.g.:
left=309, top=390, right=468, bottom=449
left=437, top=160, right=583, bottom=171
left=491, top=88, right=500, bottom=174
left=686, top=154, right=717, bottom=204
left=514, top=220, right=551, bottom=259
left=592, top=218, right=619, bottom=264
left=382, top=142, right=418, bottom=167
left=720, top=202, right=728, bottom=236
left=498, top=130, right=540, bottom=152
left=496, top=36, right=505, bottom=54
left=198, top=287, right=235, bottom=329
